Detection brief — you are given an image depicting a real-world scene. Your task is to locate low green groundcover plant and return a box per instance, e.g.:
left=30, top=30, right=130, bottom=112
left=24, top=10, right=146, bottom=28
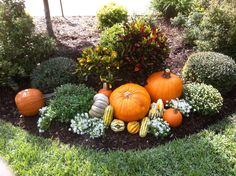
left=184, top=83, right=223, bottom=115
left=0, top=113, right=235, bottom=175
left=37, top=84, right=96, bottom=132
left=182, top=52, right=236, bottom=94
left=31, top=57, right=77, bottom=93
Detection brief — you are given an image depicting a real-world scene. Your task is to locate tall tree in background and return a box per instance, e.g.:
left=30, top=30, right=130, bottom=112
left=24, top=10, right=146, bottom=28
left=43, top=0, right=55, bottom=38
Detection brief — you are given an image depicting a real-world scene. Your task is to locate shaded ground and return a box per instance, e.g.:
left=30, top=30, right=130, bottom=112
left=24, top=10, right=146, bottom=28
left=33, top=16, right=193, bottom=73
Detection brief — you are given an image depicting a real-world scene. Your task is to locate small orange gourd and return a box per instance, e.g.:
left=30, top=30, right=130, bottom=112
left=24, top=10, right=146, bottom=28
left=145, top=69, right=183, bottom=103
left=163, top=108, right=183, bottom=128
left=98, top=83, right=112, bottom=98
left=127, top=121, right=140, bottom=134
left=110, top=83, right=151, bottom=122
left=15, top=88, right=44, bottom=117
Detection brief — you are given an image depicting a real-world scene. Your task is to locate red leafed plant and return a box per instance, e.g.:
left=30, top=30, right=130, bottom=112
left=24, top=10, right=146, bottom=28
left=116, top=18, right=169, bottom=83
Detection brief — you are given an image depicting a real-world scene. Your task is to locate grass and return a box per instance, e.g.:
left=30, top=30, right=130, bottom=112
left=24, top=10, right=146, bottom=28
left=0, top=114, right=235, bottom=176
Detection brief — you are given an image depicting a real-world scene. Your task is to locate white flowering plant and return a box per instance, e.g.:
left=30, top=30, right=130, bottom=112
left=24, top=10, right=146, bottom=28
left=148, top=118, right=170, bottom=138
left=166, top=99, right=192, bottom=117
left=69, top=113, right=105, bottom=139
left=37, top=106, right=55, bottom=133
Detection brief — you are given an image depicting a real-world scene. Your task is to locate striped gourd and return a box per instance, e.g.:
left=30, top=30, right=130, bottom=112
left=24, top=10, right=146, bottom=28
left=148, top=103, right=159, bottom=119
left=127, top=121, right=140, bottom=134
left=139, top=117, right=150, bottom=138
left=110, top=119, right=125, bottom=132
left=157, top=99, right=164, bottom=117
left=103, top=105, right=113, bottom=126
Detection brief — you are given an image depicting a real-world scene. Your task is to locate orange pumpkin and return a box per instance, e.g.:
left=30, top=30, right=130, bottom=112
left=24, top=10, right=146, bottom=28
left=110, top=83, right=151, bottom=122
left=98, top=83, right=112, bottom=98
left=15, top=88, right=44, bottom=117
left=145, top=69, right=183, bottom=103
left=127, top=121, right=140, bottom=134
left=163, top=108, right=183, bottom=128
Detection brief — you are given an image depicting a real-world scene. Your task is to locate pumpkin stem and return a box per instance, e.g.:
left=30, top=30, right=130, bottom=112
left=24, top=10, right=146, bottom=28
left=102, top=82, right=108, bottom=90
left=124, top=91, right=132, bottom=98
left=163, top=69, right=171, bottom=78
left=173, top=108, right=179, bottom=114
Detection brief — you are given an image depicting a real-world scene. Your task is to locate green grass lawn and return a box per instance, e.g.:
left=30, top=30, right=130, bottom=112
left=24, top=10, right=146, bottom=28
left=0, top=114, right=235, bottom=176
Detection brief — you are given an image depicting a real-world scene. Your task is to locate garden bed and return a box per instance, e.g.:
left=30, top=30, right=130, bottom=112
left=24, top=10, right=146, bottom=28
left=1, top=83, right=235, bottom=151
left=0, top=16, right=235, bottom=151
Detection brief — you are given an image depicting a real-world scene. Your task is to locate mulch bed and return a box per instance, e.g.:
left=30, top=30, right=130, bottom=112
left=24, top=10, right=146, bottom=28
left=0, top=16, right=235, bottom=151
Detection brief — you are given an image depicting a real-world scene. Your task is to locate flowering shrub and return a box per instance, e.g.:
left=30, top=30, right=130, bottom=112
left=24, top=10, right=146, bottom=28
left=37, top=107, right=55, bottom=133
left=148, top=118, right=170, bottom=138
left=77, top=45, right=121, bottom=85
left=166, top=99, right=192, bottom=117
left=184, top=83, right=223, bottom=115
left=69, top=113, right=105, bottom=139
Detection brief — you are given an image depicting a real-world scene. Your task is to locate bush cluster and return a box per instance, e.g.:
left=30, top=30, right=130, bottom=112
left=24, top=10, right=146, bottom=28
left=0, top=0, right=55, bottom=89
left=184, top=83, right=223, bottom=115
left=171, top=0, right=236, bottom=58
left=182, top=52, right=236, bottom=93
left=31, top=57, right=77, bottom=93
left=96, top=2, right=128, bottom=30
left=37, top=84, right=96, bottom=132
left=150, top=0, right=193, bottom=19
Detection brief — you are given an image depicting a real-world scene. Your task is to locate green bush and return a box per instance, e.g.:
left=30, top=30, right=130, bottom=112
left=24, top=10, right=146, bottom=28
left=77, top=45, right=121, bottom=85
left=0, top=0, right=55, bottom=89
left=31, top=57, right=77, bottom=93
left=150, top=0, right=193, bottom=19
left=182, top=52, right=236, bottom=93
left=96, top=2, right=128, bottom=30
left=37, top=84, right=96, bottom=132
left=184, top=83, right=223, bottom=115
left=116, top=18, right=169, bottom=81
left=100, top=24, right=124, bottom=50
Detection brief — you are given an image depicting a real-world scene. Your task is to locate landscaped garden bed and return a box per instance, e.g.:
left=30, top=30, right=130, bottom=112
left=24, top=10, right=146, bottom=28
left=0, top=0, right=236, bottom=152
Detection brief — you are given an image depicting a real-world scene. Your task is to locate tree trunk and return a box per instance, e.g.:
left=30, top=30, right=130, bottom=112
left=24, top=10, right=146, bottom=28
left=43, top=0, right=55, bottom=38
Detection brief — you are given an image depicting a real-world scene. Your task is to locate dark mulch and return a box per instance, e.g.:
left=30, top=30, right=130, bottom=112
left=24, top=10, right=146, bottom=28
left=0, top=16, right=235, bottom=151
left=0, top=86, right=235, bottom=151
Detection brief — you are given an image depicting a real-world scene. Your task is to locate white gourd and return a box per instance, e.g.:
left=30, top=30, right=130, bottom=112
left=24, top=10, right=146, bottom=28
left=89, top=93, right=109, bottom=118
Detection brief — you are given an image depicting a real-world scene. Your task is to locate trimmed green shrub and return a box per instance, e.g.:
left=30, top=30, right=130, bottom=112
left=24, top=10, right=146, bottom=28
left=37, top=84, right=96, bottom=132
left=96, top=2, right=128, bottom=30
left=184, top=83, right=223, bottom=115
left=100, top=24, right=124, bottom=50
left=0, top=0, right=55, bottom=89
left=150, top=0, right=193, bottom=19
left=182, top=52, right=236, bottom=93
left=31, top=57, right=77, bottom=93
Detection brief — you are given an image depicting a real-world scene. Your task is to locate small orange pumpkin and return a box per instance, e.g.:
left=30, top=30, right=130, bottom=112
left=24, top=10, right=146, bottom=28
left=98, top=83, right=112, bottom=98
left=127, top=121, right=140, bottom=134
left=145, top=69, right=183, bottom=103
left=15, top=88, right=44, bottom=117
left=163, top=108, right=183, bottom=128
left=110, top=83, right=151, bottom=122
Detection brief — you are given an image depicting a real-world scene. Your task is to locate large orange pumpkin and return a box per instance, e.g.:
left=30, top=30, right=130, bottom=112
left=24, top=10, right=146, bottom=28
left=15, top=88, right=44, bottom=117
left=163, top=108, right=183, bottom=128
left=145, top=69, right=183, bottom=103
left=109, top=83, right=151, bottom=122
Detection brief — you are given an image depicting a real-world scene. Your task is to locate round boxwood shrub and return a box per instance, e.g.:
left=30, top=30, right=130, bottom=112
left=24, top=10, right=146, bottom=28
left=100, top=24, right=124, bottom=50
left=96, top=2, right=128, bottom=30
left=182, top=52, right=236, bottom=93
left=31, top=57, right=77, bottom=93
left=184, top=83, right=223, bottom=115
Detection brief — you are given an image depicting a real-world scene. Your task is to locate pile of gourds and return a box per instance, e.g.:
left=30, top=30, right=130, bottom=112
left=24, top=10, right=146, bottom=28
left=87, top=69, right=184, bottom=138
left=15, top=69, right=184, bottom=138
